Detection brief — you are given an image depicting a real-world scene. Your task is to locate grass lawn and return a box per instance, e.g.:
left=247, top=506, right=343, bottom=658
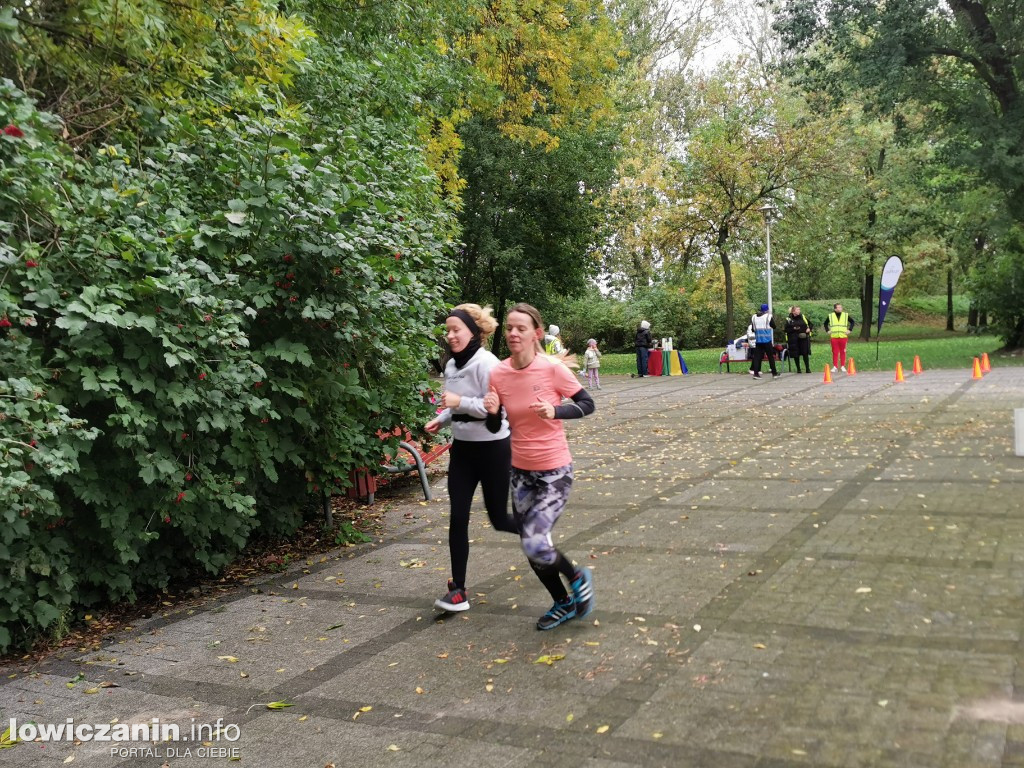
left=595, top=334, right=1020, bottom=376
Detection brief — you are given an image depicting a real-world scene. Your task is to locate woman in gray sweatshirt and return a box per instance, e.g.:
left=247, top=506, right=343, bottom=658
left=425, top=304, right=517, bottom=612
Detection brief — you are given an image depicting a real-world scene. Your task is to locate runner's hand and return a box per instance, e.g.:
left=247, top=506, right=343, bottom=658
left=483, top=390, right=500, bottom=414
left=440, top=391, right=462, bottom=409
left=530, top=401, right=554, bottom=419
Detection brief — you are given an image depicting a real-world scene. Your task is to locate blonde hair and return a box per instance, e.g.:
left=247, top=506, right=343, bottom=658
left=453, top=303, right=498, bottom=341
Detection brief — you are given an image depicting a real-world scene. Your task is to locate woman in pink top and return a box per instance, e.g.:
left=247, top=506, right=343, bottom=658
left=484, top=303, right=595, bottom=630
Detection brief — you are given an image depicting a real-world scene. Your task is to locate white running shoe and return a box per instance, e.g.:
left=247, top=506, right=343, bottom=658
left=841, top=365, right=847, bottom=373
left=831, top=366, right=838, bottom=373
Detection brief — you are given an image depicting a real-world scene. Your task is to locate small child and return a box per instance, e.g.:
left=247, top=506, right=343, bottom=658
left=583, top=338, right=602, bottom=390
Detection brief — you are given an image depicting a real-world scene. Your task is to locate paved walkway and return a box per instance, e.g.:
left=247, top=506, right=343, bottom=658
left=2, top=368, right=1023, bottom=768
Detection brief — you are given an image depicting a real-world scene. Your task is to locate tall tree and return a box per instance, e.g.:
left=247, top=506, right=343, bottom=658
left=455, top=117, right=618, bottom=344
left=658, top=70, right=837, bottom=340
left=776, top=0, right=1024, bottom=347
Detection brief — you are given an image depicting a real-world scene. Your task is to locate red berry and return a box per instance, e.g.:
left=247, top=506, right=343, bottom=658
left=164, top=516, right=171, bottom=523
left=25, top=260, right=39, bottom=268
left=3, top=125, right=24, bottom=138
left=203, top=314, right=212, bottom=322
left=185, top=473, right=192, bottom=481
left=0, top=317, right=10, bottom=328
left=175, top=491, right=185, bottom=503
left=181, top=432, right=188, bottom=440
left=198, top=372, right=207, bottom=380
left=254, top=381, right=263, bottom=388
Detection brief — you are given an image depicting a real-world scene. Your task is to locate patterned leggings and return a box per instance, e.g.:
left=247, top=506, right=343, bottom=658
left=510, top=465, right=573, bottom=565
left=586, top=368, right=600, bottom=388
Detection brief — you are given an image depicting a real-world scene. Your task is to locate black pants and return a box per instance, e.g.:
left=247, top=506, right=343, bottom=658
left=752, top=343, right=778, bottom=375
left=635, top=346, right=649, bottom=376
left=788, top=338, right=811, bottom=372
left=447, top=437, right=516, bottom=588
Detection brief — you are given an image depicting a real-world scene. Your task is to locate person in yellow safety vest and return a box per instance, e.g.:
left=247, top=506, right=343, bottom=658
left=824, top=303, right=856, bottom=373
left=543, top=324, right=564, bottom=355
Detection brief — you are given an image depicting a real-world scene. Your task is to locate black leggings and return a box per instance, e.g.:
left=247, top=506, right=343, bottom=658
left=448, top=437, right=517, bottom=588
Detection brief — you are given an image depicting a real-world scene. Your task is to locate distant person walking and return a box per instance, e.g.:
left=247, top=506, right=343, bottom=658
left=824, top=303, right=856, bottom=373
left=583, top=338, right=602, bottom=389
left=750, top=303, right=779, bottom=380
left=425, top=304, right=517, bottom=613
left=543, top=325, right=564, bottom=355
left=484, top=303, right=596, bottom=630
left=633, top=320, right=654, bottom=378
left=784, top=306, right=813, bottom=373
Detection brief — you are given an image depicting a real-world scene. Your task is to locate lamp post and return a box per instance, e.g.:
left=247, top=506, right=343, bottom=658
left=759, top=204, right=778, bottom=312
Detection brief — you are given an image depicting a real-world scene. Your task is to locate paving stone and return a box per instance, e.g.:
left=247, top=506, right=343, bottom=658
left=2, top=368, right=1021, bottom=767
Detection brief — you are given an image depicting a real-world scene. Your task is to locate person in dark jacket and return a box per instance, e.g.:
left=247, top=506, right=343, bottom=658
left=633, top=320, right=653, bottom=378
left=784, top=306, right=813, bottom=373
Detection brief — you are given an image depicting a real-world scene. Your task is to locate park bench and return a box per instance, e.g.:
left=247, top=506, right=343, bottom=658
left=322, top=428, right=450, bottom=524
left=718, top=342, right=788, bottom=373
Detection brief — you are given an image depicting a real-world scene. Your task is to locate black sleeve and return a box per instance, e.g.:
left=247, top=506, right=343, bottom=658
left=485, top=406, right=505, bottom=433
left=553, top=388, right=595, bottom=420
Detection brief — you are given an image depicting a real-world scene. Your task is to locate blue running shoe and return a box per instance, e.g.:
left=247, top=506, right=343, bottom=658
left=571, top=568, right=594, bottom=619
left=537, top=596, right=576, bottom=630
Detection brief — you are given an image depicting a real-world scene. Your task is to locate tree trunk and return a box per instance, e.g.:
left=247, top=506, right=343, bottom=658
left=722, top=253, right=735, bottom=342
left=968, top=304, right=979, bottom=330
left=946, top=266, right=955, bottom=331
left=717, top=222, right=734, bottom=341
left=860, top=149, right=884, bottom=341
left=1008, top=317, right=1024, bottom=349
left=860, top=266, right=874, bottom=341
left=490, top=295, right=506, bottom=355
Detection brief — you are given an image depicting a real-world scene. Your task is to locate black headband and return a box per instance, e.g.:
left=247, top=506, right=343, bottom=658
left=449, top=308, right=482, bottom=338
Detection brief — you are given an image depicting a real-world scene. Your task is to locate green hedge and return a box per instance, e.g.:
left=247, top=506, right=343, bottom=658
left=0, top=81, right=453, bottom=652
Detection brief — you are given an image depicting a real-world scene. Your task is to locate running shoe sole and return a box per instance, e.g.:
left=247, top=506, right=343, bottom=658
left=435, top=597, right=470, bottom=612
left=571, top=569, right=595, bottom=619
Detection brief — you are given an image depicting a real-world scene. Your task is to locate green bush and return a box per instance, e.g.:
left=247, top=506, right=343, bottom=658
left=0, top=81, right=453, bottom=652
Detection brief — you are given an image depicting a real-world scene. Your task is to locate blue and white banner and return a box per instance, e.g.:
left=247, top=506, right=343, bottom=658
left=877, top=256, right=904, bottom=334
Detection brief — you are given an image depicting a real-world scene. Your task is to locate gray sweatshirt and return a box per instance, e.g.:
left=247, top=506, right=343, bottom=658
left=435, top=348, right=510, bottom=441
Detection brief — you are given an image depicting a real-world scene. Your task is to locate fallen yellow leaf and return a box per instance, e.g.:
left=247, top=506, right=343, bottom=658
left=534, top=654, right=565, bottom=665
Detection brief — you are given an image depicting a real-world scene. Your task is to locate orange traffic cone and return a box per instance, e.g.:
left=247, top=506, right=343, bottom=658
left=981, top=352, right=991, bottom=373
left=972, top=357, right=983, bottom=379
left=847, top=357, right=857, bottom=375
left=823, top=364, right=833, bottom=384
left=894, top=361, right=905, bottom=382
left=912, top=355, right=923, bottom=374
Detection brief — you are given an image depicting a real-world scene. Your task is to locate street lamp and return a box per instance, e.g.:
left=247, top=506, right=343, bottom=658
left=758, top=204, right=778, bottom=312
